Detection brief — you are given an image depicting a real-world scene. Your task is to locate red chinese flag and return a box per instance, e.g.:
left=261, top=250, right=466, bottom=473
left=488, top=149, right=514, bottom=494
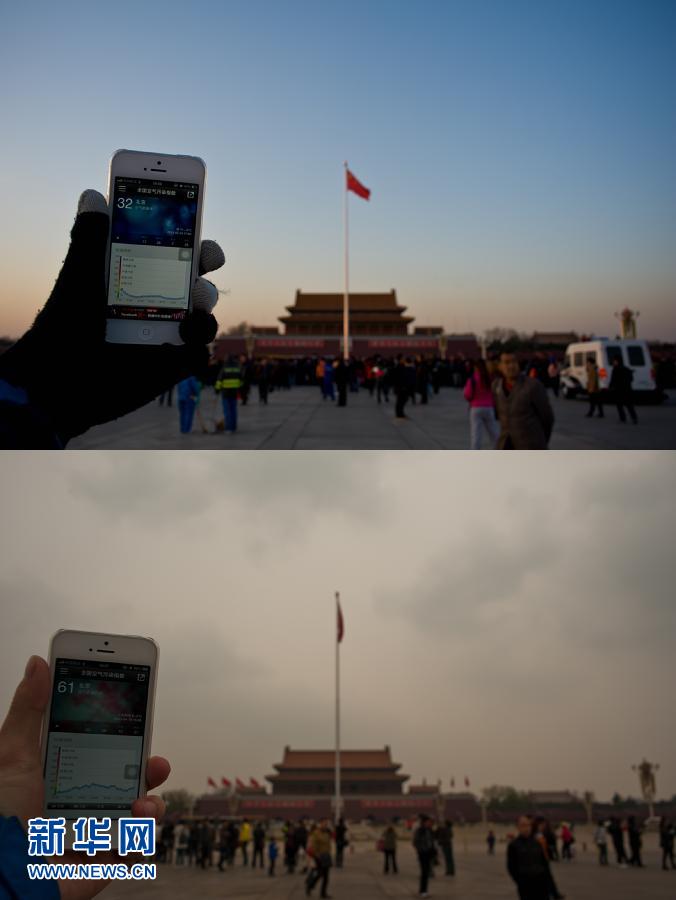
left=221, top=777, right=231, bottom=787
left=346, top=168, right=371, bottom=200
left=207, top=776, right=217, bottom=788
left=465, top=776, right=470, bottom=788
left=250, top=777, right=260, bottom=788
left=451, top=777, right=455, bottom=788
left=236, top=778, right=245, bottom=789
left=337, top=598, right=344, bottom=643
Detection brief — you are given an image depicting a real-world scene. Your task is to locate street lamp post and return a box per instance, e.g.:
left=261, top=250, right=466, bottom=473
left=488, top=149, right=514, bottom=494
left=631, top=759, right=659, bottom=820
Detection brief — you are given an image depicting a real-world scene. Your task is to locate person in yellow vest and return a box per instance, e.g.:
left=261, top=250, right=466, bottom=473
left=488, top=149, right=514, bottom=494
left=306, top=820, right=332, bottom=898
left=215, top=355, right=243, bottom=433
left=239, top=817, right=252, bottom=865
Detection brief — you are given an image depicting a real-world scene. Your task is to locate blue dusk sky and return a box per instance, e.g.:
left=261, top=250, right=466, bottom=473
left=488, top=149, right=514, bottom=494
left=1, top=0, right=675, bottom=338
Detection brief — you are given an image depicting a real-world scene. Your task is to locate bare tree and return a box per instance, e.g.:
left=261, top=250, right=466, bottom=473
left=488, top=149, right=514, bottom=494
left=161, top=789, right=195, bottom=816
left=226, top=321, right=252, bottom=336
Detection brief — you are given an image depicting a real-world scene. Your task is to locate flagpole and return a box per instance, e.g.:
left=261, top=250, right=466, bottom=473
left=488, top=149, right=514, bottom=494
left=335, top=590, right=341, bottom=824
left=343, top=162, right=349, bottom=362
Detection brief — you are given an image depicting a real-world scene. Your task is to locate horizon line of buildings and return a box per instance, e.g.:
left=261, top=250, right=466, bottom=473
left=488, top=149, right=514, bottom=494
left=212, top=289, right=582, bottom=360
left=191, top=746, right=672, bottom=823
left=210, top=289, right=675, bottom=360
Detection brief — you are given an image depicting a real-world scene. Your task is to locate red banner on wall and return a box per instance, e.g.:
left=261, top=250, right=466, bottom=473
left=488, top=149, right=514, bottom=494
left=240, top=798, right=315, bottom=809
left=255, top=339, right=327, bottom=349
left=361, top=798, right=435, bottom=808
left=366, top=339, right=438, bottom=350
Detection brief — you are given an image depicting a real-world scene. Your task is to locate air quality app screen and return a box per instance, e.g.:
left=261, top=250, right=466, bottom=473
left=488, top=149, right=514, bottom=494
left=107, top=177, right=199, bottom=322
left=44, top=658, right=150, bottom=819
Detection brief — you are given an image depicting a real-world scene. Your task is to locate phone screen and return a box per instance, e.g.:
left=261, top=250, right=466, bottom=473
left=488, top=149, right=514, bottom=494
left=106, top=176, right=199, bottom=322
left=43, top=658, right=151, bottom=820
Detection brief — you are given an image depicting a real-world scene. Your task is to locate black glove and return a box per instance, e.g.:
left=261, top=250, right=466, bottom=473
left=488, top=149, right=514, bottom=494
left=0, top=189, right=224, bottom=447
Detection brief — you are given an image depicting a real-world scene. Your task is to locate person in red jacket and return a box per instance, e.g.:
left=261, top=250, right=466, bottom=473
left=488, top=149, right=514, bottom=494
left=464, top=358, right=499, bottom=449
left=560, top=823, right=574, bottom=861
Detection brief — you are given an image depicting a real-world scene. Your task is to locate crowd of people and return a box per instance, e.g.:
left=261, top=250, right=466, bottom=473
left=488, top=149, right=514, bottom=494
left=594, top=814, right=676, bottom=870
left=505, top=813, right=675, bottom=900
left=153, top=811, right=675, bottom=899
left=154, top=813, right=456, bottom=898
left=167, top=348, right=654, bottom=449
left=154, top=816, right=340, bottom=898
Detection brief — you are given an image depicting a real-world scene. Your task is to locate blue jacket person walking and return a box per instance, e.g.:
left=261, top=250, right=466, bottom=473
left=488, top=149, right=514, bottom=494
left=177, top=376, right=201, bottom=434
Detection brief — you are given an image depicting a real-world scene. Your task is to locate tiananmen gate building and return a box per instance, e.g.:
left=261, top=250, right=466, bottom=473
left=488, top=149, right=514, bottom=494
left=281, top=291, right=414, bottom=336
left=267, top=746, right=409, bottom=796
left=192, top=746, right=676, bottom=824
left=194, top=746, right=482, bottom=823
left=213, top=290, right=479, bottom=360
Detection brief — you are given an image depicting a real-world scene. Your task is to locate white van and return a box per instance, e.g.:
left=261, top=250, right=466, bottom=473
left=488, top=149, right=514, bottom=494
left=560, top=339, right=657, bottom=399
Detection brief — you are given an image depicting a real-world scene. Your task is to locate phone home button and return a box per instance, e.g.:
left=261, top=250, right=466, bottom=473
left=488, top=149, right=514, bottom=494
left=139, top=326, right=154, bottom=341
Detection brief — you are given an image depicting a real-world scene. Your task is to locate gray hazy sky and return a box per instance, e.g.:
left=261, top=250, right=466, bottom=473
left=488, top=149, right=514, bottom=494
left=0, top=452, right=673, bottom=802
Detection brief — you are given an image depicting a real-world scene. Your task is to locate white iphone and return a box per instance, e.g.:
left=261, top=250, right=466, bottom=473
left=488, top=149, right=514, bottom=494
left=105, top=149, right=206, bottom=345
left=41, top=630, right=159, bottom=848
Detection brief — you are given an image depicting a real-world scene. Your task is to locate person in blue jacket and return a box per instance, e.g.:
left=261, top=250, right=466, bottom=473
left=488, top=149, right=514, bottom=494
left=0, top=656, right=170, bottom=899
left=267, top=836, right=279, bottom=876
left=322, top=361, right=335, bottom=402
left=177, top=376, right=201, bottom=434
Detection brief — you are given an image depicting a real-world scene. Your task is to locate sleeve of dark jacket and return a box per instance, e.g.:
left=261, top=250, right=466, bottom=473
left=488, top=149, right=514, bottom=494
left=531, top=380, right=554, bottom=444
left=506, top=840, right=519, bottom=883
left=492, top=381, right=507, bottom=432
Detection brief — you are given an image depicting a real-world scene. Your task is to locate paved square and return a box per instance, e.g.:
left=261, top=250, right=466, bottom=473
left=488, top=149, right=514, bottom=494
left=70, top=386, right=676, bottom=449
left=103, top=833, right=674, bottom=899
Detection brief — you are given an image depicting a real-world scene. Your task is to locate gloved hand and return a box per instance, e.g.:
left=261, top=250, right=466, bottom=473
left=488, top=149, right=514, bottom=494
left=0, top=190, right=224, bottom=447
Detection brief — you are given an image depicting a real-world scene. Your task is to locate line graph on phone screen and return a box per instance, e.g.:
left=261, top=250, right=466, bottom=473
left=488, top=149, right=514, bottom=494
left=109, top=244, right=192, bottom=309
left=45, top=733, right=142, bottom=805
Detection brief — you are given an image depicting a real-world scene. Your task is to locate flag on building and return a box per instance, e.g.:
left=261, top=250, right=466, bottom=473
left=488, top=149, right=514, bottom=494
left=236, top=778, right=245, bottom=789
left=465, top=776, right=470, bottom=787
left=451, top=777, right=455, bottom=788
left=250, top=777, right=260, bottom=788
left=346, top=168, right=371, bottom=201
left=337, top=597, right=344, bottom=643
left=207, top=776, right=217, bottom=788
left=221, top=777, right=231, bottom=788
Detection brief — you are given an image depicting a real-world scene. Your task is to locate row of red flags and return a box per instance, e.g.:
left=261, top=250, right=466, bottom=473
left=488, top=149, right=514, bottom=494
left=451, top=777, right=471, bottom=788
left=208, top=777, right=261, bottom=789
left=210, top=776, right=470, bottom=788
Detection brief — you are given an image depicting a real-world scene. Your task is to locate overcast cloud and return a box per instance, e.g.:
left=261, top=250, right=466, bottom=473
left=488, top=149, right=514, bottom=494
left=0, top=452, right=673, bottom=802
